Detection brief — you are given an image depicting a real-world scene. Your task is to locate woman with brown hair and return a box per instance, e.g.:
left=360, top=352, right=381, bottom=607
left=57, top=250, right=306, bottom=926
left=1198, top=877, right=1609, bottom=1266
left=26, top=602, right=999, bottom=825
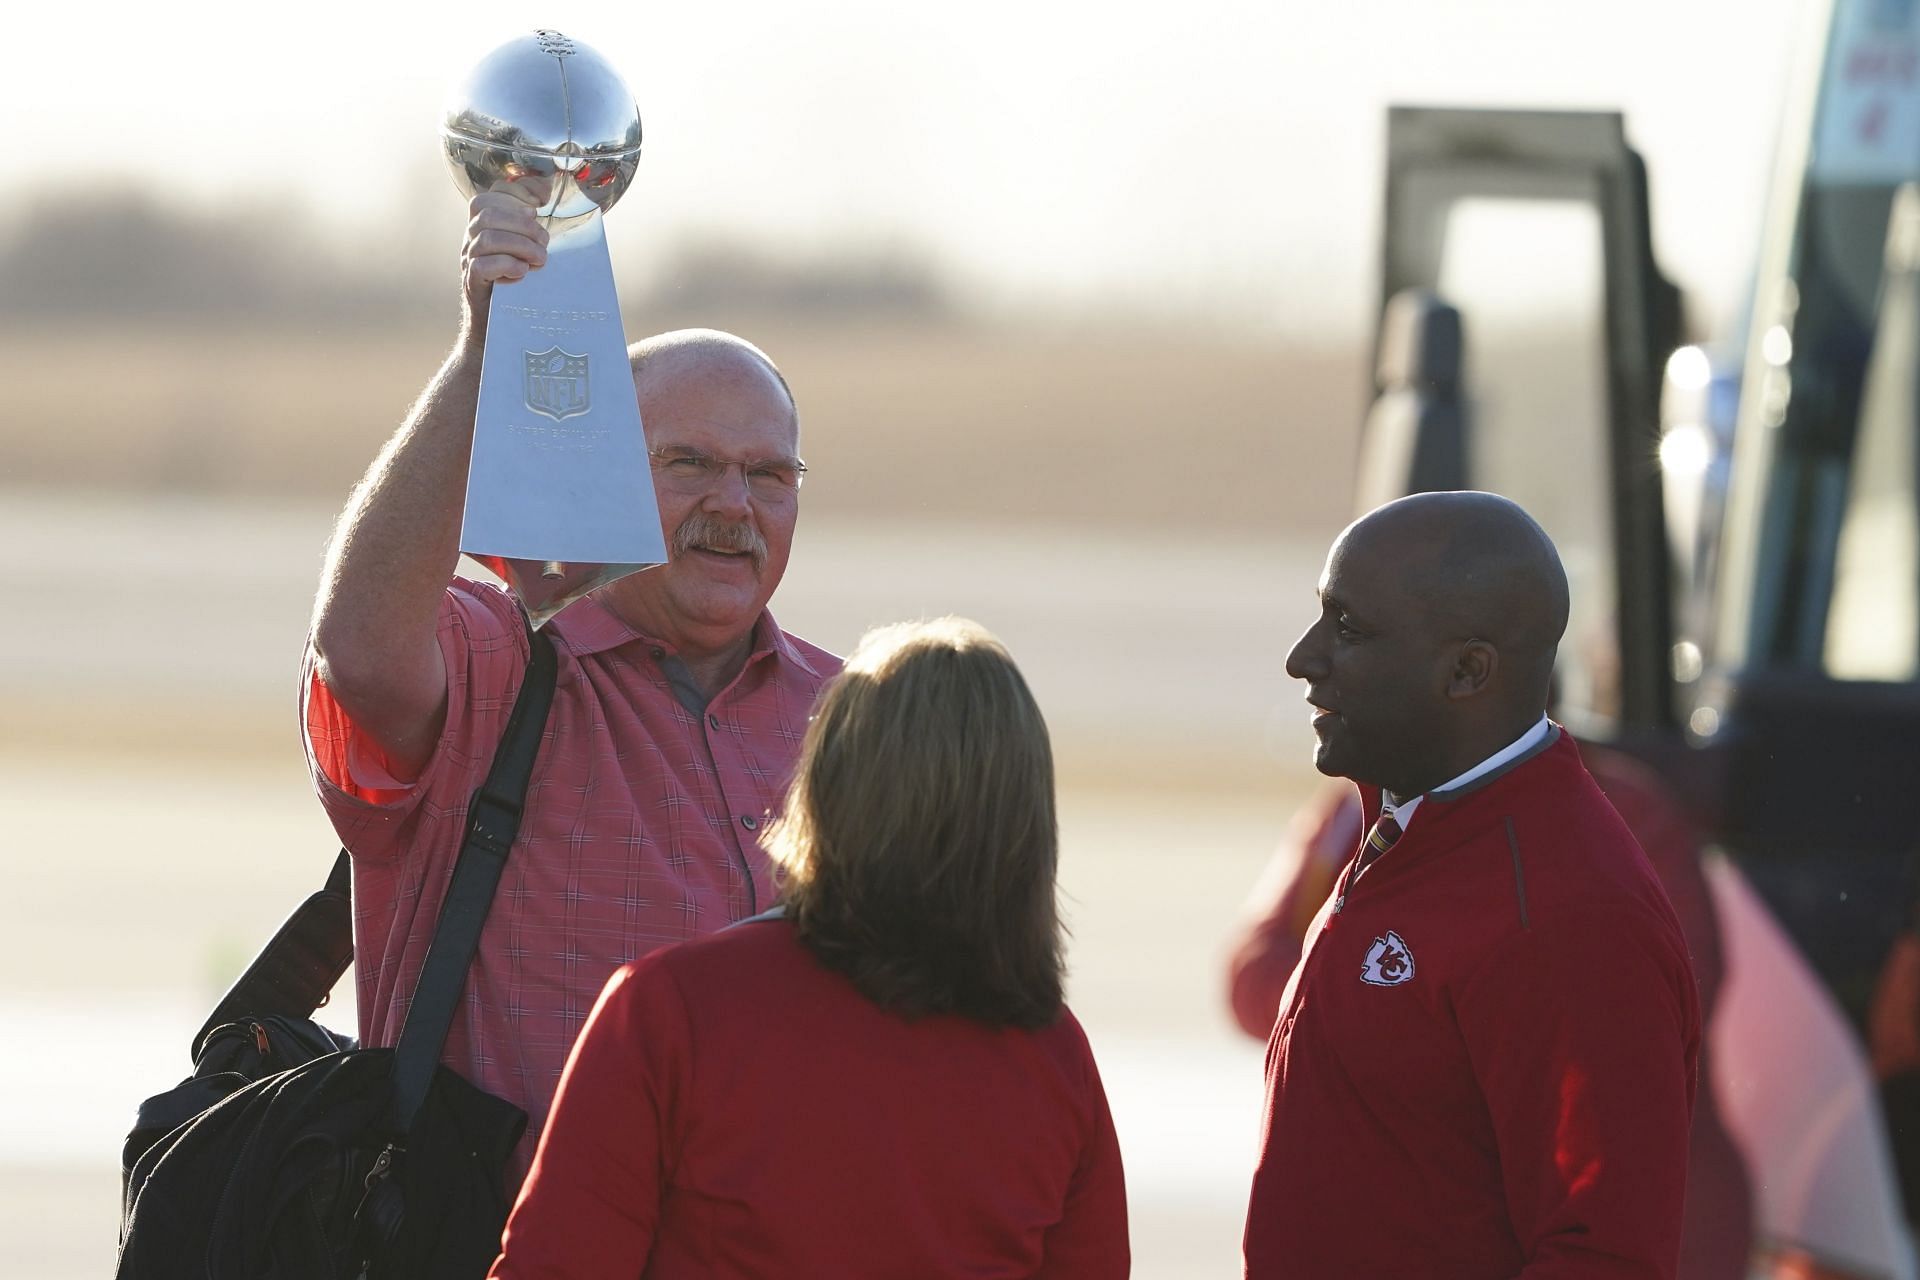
left=489, top=617, right=1129, bottom=1278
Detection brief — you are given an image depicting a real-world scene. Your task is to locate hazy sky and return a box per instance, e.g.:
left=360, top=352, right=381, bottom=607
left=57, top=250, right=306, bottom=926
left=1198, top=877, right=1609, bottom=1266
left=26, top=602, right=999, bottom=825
left=21, top=0, right=1802, bottom=337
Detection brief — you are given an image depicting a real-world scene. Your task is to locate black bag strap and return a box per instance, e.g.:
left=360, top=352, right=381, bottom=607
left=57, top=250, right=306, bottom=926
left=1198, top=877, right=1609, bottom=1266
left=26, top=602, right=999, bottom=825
left=386, top=624, right=558, bottom=1135
left=193, top=622, right=558, bottom=1123
left=194, top=850, right=355, bottom=1053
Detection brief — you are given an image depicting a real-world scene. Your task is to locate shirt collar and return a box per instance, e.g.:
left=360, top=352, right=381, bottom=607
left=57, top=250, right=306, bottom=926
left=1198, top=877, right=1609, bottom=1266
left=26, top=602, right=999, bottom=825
left=551, top=592, right=821, bottom=678
left=756, top=615, right=823, bottom=677
left=1382, top=713, right=1554, bottom=832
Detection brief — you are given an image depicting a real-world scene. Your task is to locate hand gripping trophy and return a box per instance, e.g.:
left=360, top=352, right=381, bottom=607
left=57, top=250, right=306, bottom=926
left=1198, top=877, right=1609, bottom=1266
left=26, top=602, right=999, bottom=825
left=443, top=30, right=665, bottom=627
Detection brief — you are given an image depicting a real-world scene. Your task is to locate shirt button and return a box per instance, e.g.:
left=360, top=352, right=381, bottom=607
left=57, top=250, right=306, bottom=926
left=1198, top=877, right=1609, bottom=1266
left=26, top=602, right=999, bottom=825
left=650, top=646, right=664, bottom=660
left=708, top=713, right=722, bottom=730
left=741, top=815, right=759, bottom=830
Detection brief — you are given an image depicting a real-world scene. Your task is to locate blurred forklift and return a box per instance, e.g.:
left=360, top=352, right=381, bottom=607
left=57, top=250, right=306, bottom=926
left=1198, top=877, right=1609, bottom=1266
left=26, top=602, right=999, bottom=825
left=1345, top=0, right=1920, bottom=1274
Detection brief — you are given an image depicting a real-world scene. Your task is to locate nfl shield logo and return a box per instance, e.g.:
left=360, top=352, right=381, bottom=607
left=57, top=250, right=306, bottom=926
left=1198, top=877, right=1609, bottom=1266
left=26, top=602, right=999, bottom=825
left=524, top=348, right=591, bottom=421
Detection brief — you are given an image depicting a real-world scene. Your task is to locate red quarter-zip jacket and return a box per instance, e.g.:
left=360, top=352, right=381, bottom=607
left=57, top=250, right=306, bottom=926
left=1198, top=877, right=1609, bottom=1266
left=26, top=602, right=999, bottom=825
left=1244, top=729, right=1700, bottom=1279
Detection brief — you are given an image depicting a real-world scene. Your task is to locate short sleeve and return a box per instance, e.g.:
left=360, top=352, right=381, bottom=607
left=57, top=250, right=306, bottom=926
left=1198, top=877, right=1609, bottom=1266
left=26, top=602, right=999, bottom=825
left=301, top=578, right=530, bottom=859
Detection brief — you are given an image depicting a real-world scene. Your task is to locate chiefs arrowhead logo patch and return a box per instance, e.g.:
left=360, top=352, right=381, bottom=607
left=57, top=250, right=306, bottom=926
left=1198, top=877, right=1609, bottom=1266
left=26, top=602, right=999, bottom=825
left=1360, top=930, right=1415, bottom=986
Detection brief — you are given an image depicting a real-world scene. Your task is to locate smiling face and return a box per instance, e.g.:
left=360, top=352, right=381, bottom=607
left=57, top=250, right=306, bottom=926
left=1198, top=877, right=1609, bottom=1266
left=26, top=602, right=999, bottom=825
left=1284, top=518, right=1460, bottom=796
left=605, top=340, right=800, bottom=652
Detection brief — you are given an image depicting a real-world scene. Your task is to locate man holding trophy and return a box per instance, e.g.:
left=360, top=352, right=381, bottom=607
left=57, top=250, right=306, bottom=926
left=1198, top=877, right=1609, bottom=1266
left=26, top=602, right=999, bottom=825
left=301, top=31, right=838, bottom=1179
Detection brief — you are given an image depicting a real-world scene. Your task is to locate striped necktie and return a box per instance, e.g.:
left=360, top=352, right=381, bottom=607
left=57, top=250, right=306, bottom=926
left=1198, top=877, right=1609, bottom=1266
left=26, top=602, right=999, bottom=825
left=1333, top=810, right=1405, bottom=913
left=1351, top=810, right=1405, bottom=880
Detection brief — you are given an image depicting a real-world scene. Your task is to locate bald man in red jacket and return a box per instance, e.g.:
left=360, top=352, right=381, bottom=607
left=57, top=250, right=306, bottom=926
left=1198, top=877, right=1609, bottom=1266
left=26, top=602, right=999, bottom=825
left=1227, top=757, right=1753, bottom=1280
left=1243, top=493, right=1702, bottom=1280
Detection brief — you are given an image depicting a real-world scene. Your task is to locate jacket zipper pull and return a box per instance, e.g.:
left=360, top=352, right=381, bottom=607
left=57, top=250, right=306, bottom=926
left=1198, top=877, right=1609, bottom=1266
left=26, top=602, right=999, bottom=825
left=1332, top=864, right=1356, bottom=915
left=364, top=1143, right=397, bottom=1191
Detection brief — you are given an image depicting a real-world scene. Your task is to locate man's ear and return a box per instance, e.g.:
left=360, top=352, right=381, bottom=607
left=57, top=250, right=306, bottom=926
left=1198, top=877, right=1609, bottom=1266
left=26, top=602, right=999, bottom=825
left=1446, top=639, right=1498, bottom=700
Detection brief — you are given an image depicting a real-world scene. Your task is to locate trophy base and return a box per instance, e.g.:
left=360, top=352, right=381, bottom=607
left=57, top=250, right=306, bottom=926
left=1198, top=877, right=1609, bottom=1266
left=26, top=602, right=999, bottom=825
left=472, top=556, right=657, bottom=628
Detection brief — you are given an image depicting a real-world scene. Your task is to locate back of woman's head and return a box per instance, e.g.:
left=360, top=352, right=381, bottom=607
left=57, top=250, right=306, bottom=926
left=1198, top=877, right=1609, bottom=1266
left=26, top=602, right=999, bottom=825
left=765, top=617, right=1064, bottom=1029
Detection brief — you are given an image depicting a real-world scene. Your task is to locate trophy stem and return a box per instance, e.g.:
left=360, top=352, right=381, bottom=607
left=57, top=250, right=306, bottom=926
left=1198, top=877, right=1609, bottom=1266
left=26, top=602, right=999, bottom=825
left=467, top=556, right=659, bottom=629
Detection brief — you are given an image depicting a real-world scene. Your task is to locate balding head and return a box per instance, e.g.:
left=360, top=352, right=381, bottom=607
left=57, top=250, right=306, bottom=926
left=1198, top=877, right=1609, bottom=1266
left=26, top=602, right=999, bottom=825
left=628, top=328, right=798, bottom=446
left=1344, top=491, right=1569, bottom=705
left=1286, top=491, right=1569, bottom=796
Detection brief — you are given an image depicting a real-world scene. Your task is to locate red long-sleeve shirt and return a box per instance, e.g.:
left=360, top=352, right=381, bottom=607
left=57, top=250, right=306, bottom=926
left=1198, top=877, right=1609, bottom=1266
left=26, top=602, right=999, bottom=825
left=1244, top=730, right=1700, bottom=1278
left=491, top=917, right=1130, bottom=1279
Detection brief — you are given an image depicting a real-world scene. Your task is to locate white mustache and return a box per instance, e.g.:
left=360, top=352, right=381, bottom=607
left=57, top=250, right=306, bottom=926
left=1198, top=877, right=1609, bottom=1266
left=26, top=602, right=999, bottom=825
left=673, top=513, right=768, bottom=570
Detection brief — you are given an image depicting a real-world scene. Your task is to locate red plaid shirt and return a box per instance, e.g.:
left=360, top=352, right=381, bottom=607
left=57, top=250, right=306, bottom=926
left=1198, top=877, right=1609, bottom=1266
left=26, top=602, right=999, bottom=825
left=302, top=578, right=837, bottom=1174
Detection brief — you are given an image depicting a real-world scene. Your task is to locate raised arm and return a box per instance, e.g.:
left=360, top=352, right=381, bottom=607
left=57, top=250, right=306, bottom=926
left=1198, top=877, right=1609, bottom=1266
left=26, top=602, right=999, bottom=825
left=308, top=193, right=549, bottom=776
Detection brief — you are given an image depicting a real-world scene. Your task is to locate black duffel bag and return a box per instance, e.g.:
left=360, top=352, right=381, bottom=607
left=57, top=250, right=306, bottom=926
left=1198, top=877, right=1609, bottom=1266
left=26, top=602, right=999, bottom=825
left=118, top=627, right=556, bottom=1280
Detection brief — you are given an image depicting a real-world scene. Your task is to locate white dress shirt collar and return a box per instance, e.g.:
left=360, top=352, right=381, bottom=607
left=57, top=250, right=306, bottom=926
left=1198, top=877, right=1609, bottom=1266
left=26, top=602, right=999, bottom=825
left=1381, top=713, right=1553, bottom=833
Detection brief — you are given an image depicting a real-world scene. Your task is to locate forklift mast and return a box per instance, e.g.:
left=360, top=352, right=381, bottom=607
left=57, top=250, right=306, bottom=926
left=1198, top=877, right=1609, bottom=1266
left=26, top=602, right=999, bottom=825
left=1357, top=0, right=1920, bottom=1254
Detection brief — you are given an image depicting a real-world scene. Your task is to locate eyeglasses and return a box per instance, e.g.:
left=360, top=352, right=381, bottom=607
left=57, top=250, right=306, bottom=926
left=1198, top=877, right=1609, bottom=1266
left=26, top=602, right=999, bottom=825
left=647, top=447, right=807, bottom=500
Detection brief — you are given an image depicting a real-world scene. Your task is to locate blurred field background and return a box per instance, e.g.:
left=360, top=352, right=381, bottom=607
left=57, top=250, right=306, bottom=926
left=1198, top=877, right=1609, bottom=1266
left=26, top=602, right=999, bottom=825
left=2, top=0, right=1801, bottom=1275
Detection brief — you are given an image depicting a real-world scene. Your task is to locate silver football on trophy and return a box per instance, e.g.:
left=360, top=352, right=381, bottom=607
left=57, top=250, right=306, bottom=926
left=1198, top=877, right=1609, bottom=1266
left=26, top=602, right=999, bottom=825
left=443, top=30, right=643, bottom=225
left=442, top=29, right=664, bottom=627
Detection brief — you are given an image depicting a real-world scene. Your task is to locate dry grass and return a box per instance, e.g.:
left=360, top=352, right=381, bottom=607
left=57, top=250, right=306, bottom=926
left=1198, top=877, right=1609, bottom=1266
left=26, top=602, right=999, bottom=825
left=1, top=317, right=1364, bottom=536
